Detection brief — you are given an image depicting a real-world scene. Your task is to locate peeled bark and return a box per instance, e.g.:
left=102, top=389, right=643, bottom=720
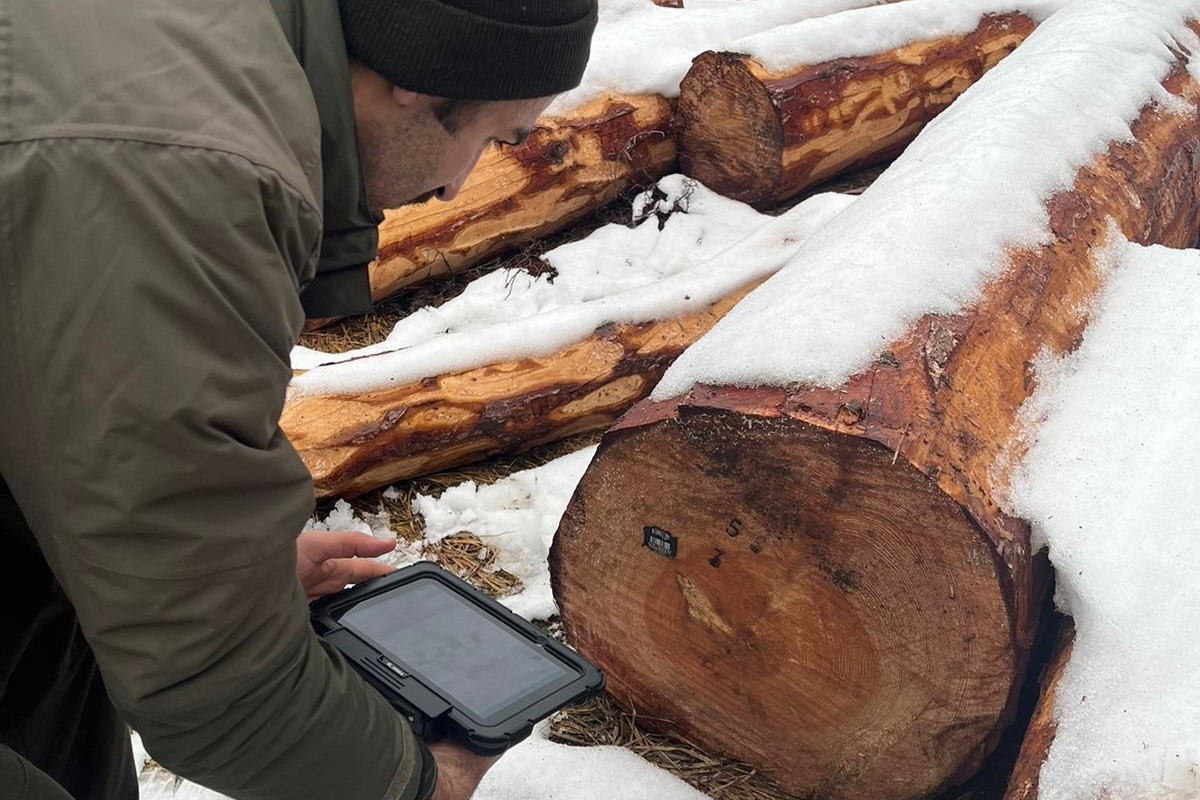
left=675, top=12, right=1034, bottom=209
left=550, top=68, right=1200, bottom=800
left=1004, top=623, right=1074, bottom=800
left=369, top=94, right=676, bottom=305
left=282, top=284, right=759, bottom=499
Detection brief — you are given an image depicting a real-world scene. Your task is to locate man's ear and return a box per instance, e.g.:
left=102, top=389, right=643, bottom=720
left=391, top=86, right=422, bottom=109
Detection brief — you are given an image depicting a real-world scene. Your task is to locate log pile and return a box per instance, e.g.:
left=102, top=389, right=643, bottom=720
left=549, top=56, right=1200, bottom=800
left=674, top=11, right=1036, bottom=209
left=364, top=2, right=1029, bottom=306
left=369, top=94, right=676, bottom=305
left=290, top=4, right=1049, bottom=499
left=281, top=3, right=1200, bottom=798
left=283, top=283, right=761, bottom=499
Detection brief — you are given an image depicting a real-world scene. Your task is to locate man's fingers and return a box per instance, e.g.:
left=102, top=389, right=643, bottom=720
left=298, top=530, right=397, bottom=560
left=305, top=559, right=397, bottom=601
left=327, top=557, right=396, bottom=586
left=297, top=531, right=401, bottom=600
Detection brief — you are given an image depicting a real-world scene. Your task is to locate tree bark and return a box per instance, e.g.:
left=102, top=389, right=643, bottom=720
left=675, top=12, right=1034, bottom=209
left=369, top=94, right=676, bottom=305
left=550, top=67, right=1200, bottom=800
left=1004, top=622, right=1074, bottom=800
left=282, top=284, right=759, bottom=499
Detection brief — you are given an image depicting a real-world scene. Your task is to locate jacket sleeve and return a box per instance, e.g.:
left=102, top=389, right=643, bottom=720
left=0, top=137, right=430, bottom=800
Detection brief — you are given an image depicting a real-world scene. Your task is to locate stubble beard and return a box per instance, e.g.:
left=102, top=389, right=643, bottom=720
left=356, top=111, right=442, bottom=216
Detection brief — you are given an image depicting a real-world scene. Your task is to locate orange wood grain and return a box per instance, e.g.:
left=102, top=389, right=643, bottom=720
left=369, top=94, right=676, bottom=305
left=282, top=284, right=759, bottom=498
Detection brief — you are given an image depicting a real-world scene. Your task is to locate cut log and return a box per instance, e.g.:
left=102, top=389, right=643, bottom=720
left=675, top=11, right=1035, bottom=209
left=550, top=62, right=1200, bottom=800
left=282, top=283, right=758, bottom=499
left=1004, top=622, right=1073, bottom=800
left=369, top=94, right=676, bottom=305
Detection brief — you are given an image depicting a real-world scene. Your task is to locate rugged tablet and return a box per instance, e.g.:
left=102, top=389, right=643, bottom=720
left=311, top=562, right=604, bottom=755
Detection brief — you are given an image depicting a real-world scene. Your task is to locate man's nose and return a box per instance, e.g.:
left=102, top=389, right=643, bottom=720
left=437, top=173, right=470, bottom=203
left=436, top=146, right=489, bottom=202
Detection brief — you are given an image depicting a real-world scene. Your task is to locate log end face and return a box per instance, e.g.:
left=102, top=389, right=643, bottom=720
left=676, top=51, right=783, bottom=207
left=553, top=408, right=1019, bottom=800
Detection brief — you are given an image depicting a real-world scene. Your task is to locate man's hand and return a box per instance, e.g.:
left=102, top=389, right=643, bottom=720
left=296, top=530, right=397, bottom=601
left=427, top=740, right=500, bottom=800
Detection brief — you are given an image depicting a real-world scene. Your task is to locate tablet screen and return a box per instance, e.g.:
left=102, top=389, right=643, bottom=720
left=340, top=578, right=578, bottom=721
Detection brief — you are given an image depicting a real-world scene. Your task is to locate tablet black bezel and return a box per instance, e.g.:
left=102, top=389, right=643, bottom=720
left=311, top=562, right=605, bottom=754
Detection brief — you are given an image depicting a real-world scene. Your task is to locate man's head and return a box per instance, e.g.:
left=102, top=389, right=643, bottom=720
left=339, top=0, right=598, bottom=214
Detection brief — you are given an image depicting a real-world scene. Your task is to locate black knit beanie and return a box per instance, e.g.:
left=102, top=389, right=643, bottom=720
left=338, top=0, right=599, bottom=101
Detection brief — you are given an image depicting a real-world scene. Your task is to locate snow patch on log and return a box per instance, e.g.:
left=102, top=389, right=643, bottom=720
left=553, top=0, right=1069, bottom=115
left=726, top=0, right=1065, bottom=74
left=1005, top=238, right=1200, bottom=799
left=290, top=176, right=854, bottom=395
left=653, top=0, right=1200, bottom=398
left=547, top=0, right=889, bottom=114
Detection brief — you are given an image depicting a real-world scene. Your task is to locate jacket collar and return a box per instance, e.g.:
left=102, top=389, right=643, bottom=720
left=270, top=0, right=377, bottom=318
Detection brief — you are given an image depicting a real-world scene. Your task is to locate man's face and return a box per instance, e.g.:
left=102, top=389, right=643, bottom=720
left=349, top=61, right=553, bottom=215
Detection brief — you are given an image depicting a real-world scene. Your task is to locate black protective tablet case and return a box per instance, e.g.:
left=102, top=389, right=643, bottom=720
left=311, top=562, right=605, bottom=754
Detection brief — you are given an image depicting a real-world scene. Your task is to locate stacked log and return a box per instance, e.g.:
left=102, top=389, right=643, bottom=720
left=675, top=11, right=1036, bottom=208
left=369, top=94, right=676, bottom=305
left=282, top=283, right=761, bottom=499
left=1004, top=624, right=1073, bottom=800
left=365, top=0, right=966, bottom=307
left=550, top=58, right=1200, bottom=800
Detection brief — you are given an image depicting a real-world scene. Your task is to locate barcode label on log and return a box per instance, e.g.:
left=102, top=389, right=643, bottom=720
left=643, top=526, right=678, bottom=559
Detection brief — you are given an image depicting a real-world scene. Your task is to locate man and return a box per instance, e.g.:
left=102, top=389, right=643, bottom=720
left=0, top=1, right=596, bottom=799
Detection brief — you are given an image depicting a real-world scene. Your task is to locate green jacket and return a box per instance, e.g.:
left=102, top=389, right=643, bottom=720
left=0, top=1, right=428, bottom=798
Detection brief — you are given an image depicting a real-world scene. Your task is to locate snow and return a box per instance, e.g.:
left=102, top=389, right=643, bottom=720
left=304, top=499, right=425, bottom=568
left=550, top=0, right=1069, bottom=116
left=299, top=448, right=595, bottom=619
left=304, top=499, right=392, bottom=538
left=653, top=0, right=1200, bottom=399
left=546, top=0, right=888, bottom=115
left=1005, top=238, right=1200, bottom=800
left=732, top=0, right=1067, bottom=75
left=133, top=734, right=224, bottom=800
left=291, top=176, right=855, bottom=394
left=413, top=445, right=597, bottom=621
left=474, top=722, right=710, bottom=800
